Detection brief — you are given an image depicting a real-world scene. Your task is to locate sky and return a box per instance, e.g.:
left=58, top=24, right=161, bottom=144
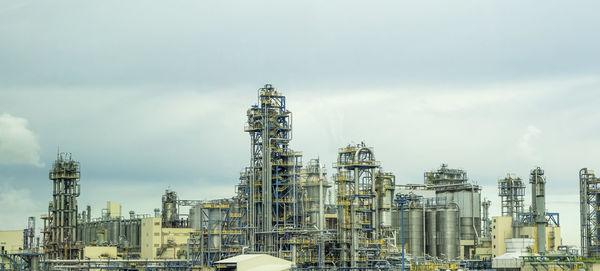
left=1, top=0, right=600, bottom=248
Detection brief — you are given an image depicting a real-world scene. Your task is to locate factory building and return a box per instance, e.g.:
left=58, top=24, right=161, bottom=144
left=492, top=168, right=562, bottom=270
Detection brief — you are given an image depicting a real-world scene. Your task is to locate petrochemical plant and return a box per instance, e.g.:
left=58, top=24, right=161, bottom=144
left=0, top=84, right=595, bottom=271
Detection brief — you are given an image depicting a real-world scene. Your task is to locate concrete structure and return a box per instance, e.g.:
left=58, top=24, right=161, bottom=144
left=491, top=215, right=561, bottom=257
left=106, top=202, right=122, bottom=218
left=215, top=254, right=292, bottom=271
left=140, top=217, right=193, bottom=259
left=83, top=246, right=118, bottom=259
left=0, top=230, right=24, bottom=253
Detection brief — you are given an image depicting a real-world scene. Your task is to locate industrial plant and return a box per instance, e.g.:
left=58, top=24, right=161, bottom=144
left=0, top=84, right=594, bottom=271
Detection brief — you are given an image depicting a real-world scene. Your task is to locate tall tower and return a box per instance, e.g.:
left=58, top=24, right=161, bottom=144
left=299, top=158, right=330, bottom=230
left=42, top=152, right=81, bottom=259
left=334, top=143, right=380, bottom=268
left=498, top=174, right=525, bottom=237
left=530, top=167, right=546, bottom=254
left=580, top=168, right=600, bottom=257
left=244, top=84, right=302, bottom=253
left=481, top=199, right=491, bottom=238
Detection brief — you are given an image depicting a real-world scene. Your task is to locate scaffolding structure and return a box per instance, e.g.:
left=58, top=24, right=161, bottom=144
left=481, top=199, right=491, bottom=238
left=334, top=143, right=382, bottom=268
left=244, top=84, right=303, bottom=254
left=580, top=168, right=600, bottom=257
left=424, top=164, right=467, bottom=186
left=498, top=174, right=525, bottom=238
left=42, top=152, right=81, bottom=259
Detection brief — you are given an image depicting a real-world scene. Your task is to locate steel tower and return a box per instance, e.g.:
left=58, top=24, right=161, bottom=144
left=580, top=168, right=600, bottom=257
left=42, top=152, right=81, bottom=259
left=244, top=84, right=302, bottom=254
left=334, top=143, right=380, bottom=268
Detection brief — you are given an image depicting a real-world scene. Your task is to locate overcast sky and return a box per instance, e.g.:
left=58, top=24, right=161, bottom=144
left=1, top=1, right=600, bottom=248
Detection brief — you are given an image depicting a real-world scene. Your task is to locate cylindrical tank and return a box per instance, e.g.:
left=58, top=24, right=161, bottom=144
left=426, top=209, right=437, bottom=257
left=460, top=217, right=473, bottom=240
left=132, top=221, right=140, bottom=248
left=120, top=222, right=127, bottom=245
left=189, top=205, right=203, bottom=231
left=437, top=206, right=460, bottom=259
left=111, top=220, right=120, bottom=245
left=207, top=208, right=222, bottom=249
left=378, top=176, right=394, bottom=228
left=96, top=231, right=105, bottom=244
left=395, top=208, right=411, bottom=251
left=408, top=207, right=424, bottom=256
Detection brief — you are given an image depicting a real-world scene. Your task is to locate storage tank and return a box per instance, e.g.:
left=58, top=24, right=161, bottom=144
left=426, top=208, right=437, bottom=257
left=207, top=207, right=222, bottom=249
left=131, top=220, right=140, bottom=248
left=408, top=207, right=424, bottom=256
left=189, top=205, right=203, bottom=231
left=393, top=207, right=412, bottom=251
left=111, top=220, right=120, bottom=245
left=437, top=206, right=460, bottom=259
left=377, top=173, right=394, bottom=228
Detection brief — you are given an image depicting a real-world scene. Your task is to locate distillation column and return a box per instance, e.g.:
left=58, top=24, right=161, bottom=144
left=530, top=167, right=546, bottom=254
left=300, top=159, right=331, bottom=230
left=334, top=143, right=380, bottom=268
left=43, top=152, right=81, bottom=259
left=245, top=84, right=302, bottom=254
left=580, top=168, right=600, bottom=257
left=481, top=199, right=491, bottom=238
left=498, top=174, right=525, bottom=238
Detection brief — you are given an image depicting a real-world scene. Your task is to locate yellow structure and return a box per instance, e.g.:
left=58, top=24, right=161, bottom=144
left=0, top=230, right=24, bottom=253
left=83, top=246, right=118, bottom=259
left=519, top=225, right=561, bottom=254
left=491, top=216, right=513, bottom=257
left=106, top=201, right=122, bottom=218
left=491, top=216, right=561, bottom=257
left=140, top=217, right=194, bottom=259
left=475, top=238, right=492, bottom=260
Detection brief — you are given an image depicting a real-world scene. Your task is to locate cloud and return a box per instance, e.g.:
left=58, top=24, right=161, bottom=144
left=0, top=181, right=41, bottom=230
left=0, top=113, right=43, bottom=166
left=518, top=125, right=542, bottom=164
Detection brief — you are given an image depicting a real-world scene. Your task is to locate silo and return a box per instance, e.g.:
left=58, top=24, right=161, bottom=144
left=111, top=220, right=120, bottom=245
left=131, top=221, right=140, bottom=248
left=408, top=207, right=424, bottom=256
left=426, top=208, right=437, bottom=257
left=120, top=222, right=127, bottom=245
left=437, top=206, right=459, bottom=259
left=394, top=208, right=411, bottom=251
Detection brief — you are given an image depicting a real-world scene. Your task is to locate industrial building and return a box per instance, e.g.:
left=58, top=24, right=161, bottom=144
left=0, top=84, right=591, bottom=271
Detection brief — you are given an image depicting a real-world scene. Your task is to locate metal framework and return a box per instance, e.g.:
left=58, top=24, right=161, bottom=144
left=334, top=143, right=381, bottom=268
left=42, top=152, right=81, bottom=259
left=23, top=217, right=36, bottom=251
left=498, top=174, right=525, bottom=238
left=424, top=164, right=467, bottom=186
left=481, top=199, right=491, bottom=238
left=580, top=168, right=600, bottom=257
left=244, top=84, right=302, bottom=254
